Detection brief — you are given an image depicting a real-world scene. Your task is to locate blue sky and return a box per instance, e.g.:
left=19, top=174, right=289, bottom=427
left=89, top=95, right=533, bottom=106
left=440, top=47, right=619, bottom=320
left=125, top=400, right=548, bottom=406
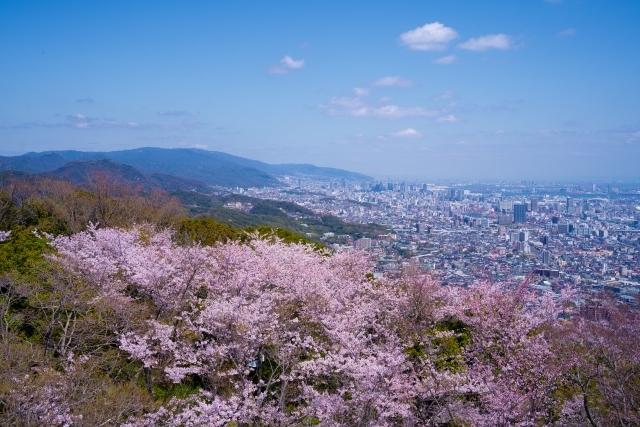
left=1, top=0, right=639, bottom=181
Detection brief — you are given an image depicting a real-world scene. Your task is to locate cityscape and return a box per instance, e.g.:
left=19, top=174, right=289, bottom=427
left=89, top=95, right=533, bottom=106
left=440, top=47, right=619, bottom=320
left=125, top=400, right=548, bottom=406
left=245, top=179, right=640, bottom=305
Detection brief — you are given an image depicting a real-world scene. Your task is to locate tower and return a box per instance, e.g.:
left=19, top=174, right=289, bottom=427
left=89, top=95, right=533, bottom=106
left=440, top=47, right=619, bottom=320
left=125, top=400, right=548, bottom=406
left=513, top=203, right=527, bottom=224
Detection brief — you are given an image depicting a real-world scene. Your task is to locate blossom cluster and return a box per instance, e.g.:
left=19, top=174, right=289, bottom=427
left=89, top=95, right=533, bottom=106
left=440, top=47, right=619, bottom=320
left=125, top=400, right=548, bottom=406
left=49, top=225, right=639, bottom=426
left=0, top=230, right=11, bottom=242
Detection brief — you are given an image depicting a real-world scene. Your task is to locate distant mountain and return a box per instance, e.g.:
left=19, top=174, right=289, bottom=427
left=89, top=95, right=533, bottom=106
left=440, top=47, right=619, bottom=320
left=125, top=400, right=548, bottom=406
left=41, top=159, right=210, bottom=193
left=265, top=163, right=371, bottom=181
left=0, top=148, right=371, bottom=187
left=0, top=152, right=71, bottom=173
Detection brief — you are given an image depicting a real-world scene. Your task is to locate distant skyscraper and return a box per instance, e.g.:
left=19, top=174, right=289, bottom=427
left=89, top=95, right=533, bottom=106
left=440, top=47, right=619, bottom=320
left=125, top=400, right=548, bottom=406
left=448, top=188, right=462, bottom=201
left=513, top=203, right=527, bottom=224
left=542, top=250, right=550, bottom=265
left=558, top=222, right=569, bottom=234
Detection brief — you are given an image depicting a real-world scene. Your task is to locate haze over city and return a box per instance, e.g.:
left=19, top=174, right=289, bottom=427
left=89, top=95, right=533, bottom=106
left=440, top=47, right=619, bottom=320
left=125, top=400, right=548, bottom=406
left=1, top=0, right=639, bottom=181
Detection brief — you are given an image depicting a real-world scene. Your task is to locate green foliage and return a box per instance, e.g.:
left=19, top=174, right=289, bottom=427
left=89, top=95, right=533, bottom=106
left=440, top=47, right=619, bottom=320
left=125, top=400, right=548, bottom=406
left=172, top=191, right=389, bottom=241
left=404, top=342, right=427, bottom=360
left=0, top=226, right=51, bottom=276
left=243, top=226, right=324, bottom=249
left=405, top=317, right=471, bottom=373
left=152, top=380, right=201, bottom=402
left=175, top=217, right=325, bottom=250
left=431, top=318, right=471, bottom=373
left=176, top=217, right=240, bottom=245
left=302, top=416, right=322, bottom=425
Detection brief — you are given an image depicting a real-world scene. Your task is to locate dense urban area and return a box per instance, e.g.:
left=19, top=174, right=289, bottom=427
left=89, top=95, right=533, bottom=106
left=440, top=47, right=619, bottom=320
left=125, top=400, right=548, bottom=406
left=244, top=179, right=640, bottom=306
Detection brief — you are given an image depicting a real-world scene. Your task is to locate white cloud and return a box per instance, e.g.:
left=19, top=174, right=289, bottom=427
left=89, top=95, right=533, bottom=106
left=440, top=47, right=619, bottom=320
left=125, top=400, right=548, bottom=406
left=436, top=90, right=455, bottom=101
left=557, top=28, right=576, bottom=38
left=434, top=55, right=457, bottom=65
left=627, top=130, right=640, bottom=143
left=400, top=22, right=458, bottom=51
left=158, top=109, right=192, bottom=117
left=369, top=105, right=433, bottom=118
left=373, top=76, right=413, bottom=87
left=65, top=113, right=140, bottom=129
left=459, top=34, right=513, bottom=51
left=281, top=55, right=304, bottom=69
left=322, top=95, right=436, bottom=118
left=392, top=128, right=422, bottom=138
left=268, top=55, right=305, bottom=74
left=437, top=114, right=458, bottom=123
left=353, top=87, right=369, bottom=97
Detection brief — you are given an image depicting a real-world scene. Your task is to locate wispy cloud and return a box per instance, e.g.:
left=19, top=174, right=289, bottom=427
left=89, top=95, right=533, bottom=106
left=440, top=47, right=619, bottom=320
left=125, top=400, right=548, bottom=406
left=322, top=89, right=436, bottom=118
left=437, top=114, right=459, bottom=123
left=557, top=28, right=576, bottom=38
left=353, top=87, right=369, bottom=97
left=157, top=109, right=193, bottom=117
left=400, top=22, right=458, bottom=51
left=367, top=105, right=435, bottom=118
left=392, top=128, right=422, bottom=138
left=75, top=97, right=95, bottom=104
left=269, top=55, right=305, bottom=74
left=2, top=112, right=206, bottom=131
left=65, top=113, right=140, bottom=129
left=434, top=55, right=457, bottom=65
left=627, top=130, right=640, bottom=143
left=459, top=34, right=513, bottom=51
left=3, top=113, right=141, bottom=130
left=373, top=76, right=413, bottom=87
left=282, top=55, right=304, bottom=69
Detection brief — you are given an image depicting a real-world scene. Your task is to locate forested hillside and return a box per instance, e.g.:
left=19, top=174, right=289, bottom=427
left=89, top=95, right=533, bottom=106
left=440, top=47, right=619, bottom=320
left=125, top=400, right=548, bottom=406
left=0, top=169, right=386, bottom=244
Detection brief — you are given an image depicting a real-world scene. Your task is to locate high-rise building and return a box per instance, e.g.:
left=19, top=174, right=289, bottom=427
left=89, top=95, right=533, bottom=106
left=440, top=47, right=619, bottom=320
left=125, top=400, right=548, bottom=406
left=542, top=250, right=551, bottom=265
left=516, top=241, right=530, bottom=254
left=558, top=222, right=569, bottom=234
left=448, top=188, right=463, bottom=201
left=513, top=203, right=527, bottom=223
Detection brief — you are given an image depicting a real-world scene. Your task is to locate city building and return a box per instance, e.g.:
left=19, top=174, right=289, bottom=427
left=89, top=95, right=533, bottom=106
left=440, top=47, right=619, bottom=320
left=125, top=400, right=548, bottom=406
left=513, top=203, right=527, bottom=223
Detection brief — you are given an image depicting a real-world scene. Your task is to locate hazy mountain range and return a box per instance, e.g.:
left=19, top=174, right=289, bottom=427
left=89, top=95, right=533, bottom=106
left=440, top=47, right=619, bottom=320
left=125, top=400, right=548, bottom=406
left=0, top=151, right=386, bottom=241
left=0, top=147, right=371, bottom=188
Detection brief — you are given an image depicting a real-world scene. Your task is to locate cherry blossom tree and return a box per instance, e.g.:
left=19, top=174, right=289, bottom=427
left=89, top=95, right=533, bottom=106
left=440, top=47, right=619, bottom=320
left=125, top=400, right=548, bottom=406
left=45, top=225, right=638, bottom=426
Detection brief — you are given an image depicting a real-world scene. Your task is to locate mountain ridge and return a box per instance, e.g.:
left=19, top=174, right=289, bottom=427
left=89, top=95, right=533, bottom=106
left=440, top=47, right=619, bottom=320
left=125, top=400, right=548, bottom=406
left=0, top=147, right=371, bottom=187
